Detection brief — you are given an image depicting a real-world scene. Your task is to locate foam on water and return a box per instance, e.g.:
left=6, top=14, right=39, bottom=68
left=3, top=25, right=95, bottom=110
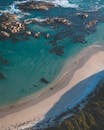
left=51, top=0, right=78, bottom=8
left=36, top=0, right=78, bottom=8
left=1, top=0, right=104, bottom=19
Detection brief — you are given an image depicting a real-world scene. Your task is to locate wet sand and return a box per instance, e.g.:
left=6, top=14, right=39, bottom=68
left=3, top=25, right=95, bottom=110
left=0, top=44, right=104, bottom=130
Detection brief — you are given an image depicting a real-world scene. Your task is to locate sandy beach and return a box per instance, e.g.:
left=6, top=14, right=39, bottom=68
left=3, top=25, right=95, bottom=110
left=0, top=44, right=104, bottom=130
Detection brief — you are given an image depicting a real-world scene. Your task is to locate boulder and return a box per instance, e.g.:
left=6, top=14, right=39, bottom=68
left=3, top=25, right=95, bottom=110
left=0, top=31, right=10, bottom=37
left=45, top=33, right=50, bottom=39
left=35, top=32, right=41, bottom=38
left=86, top=20, right=98, bottom=28
left=26, top=31, right=32, bottom=35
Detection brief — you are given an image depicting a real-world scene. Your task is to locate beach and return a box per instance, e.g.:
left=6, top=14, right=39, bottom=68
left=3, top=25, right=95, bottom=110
left=0, top=44, right=104, bottom=130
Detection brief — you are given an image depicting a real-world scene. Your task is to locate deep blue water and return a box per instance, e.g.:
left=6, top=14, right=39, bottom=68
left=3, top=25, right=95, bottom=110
left=0, top=0, right=104, bottom=106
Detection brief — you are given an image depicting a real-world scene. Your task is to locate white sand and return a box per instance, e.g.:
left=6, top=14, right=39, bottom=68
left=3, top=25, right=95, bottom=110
left=0, top=45, right=104, bottom=130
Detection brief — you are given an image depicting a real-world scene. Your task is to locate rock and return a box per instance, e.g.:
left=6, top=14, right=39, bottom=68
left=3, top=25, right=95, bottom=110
left=40, top=78, right=49, bottom=84
left=73, top=35, right=86, bottom=43
left=45, top=18, right=54, bottom=24
left=86, top=20, right=98, bottom=28
left=50, top=46, right=64, bottom=56
left=45, top=33, right=50, bottom=39
left=55, top=18, right=71, bottom=25
left=0, top=55, right=9, bottom=64
left=17, top=1, right=55, bottom=11
left=26, top=31, right=32, bottom=35
left=45, top=17, right=71, bottom=25
left=35, top=32, right=41, bottom=38
left=0, top=12, right=18, bottom=22
left=0, top=31, right=10, bottom=37
left=0, top=73, right=6, bottom=79
left=33, top=84, right=38, bottom=87
left=76, top=13, right=89, bottom=18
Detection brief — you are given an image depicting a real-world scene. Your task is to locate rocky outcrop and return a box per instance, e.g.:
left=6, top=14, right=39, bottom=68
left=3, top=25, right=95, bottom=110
left=0, top=13, right=26, bottom=38
left=17, top=1, right=56, bottom=11
left=24, top=17, right=71, bottom=26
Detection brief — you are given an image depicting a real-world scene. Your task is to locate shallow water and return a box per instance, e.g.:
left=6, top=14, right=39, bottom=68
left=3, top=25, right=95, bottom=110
left=0, top=0, right=104, bottom=106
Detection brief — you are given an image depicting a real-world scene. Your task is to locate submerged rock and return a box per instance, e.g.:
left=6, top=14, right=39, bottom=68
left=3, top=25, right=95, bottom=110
left=86, top=20, right=98, bottom=28
left=0, top=73, right=6, bottom=79
left=40, top=78, right=49, bottom=84
left=0, top=55, right=9, bottom=65
left=73, top=35, right=86, bottom=43
left=54, top=17, right=71, bottom=25
left=50, top=45, right=64, bottom=56
left=45, top=33, right=50, bottom=39
left=76, top=13, right=89, bottom=19
left=35, top=32, right=41, bottom=38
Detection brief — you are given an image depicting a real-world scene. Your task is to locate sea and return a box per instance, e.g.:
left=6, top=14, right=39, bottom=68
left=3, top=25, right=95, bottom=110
left=0, top=0, right=104, bottom=106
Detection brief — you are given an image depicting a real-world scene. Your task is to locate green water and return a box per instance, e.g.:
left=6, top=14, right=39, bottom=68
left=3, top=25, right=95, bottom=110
left=0, top=1, right=104, bottom=106
left=0, top=22, right=104, bottom=106
left=0, top=34, right=83, bottom=105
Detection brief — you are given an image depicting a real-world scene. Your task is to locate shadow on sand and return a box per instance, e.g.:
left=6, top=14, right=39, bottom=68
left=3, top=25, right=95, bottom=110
left=33, top=70, right=104, bottom=129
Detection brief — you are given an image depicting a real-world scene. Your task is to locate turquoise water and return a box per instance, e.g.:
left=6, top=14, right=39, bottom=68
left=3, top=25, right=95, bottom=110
left=0, top=0, right=104, bottom=106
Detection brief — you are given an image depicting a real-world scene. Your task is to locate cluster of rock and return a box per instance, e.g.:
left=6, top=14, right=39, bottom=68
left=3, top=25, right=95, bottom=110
left=86, top=20, right=98, bottom=28
left=76, top=12, right=89, bottom=19
left=76, top=13, right=98, bottom=28
left=17, top=1, right=56, bottom=11
left=24, top=17, right=71, bottom=26
left=0, top=13, right=54, bottom=40
left=0, top=13, right=25, bottom=38
left=44, top=17, right=71, bottom=25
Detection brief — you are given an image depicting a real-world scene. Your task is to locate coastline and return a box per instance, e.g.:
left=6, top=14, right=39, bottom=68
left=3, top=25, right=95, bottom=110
left=0, top=44, right=104, bottom=130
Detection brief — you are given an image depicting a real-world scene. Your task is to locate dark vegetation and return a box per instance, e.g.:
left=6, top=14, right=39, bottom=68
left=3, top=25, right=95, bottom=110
left=43, top=79, right=104, bottom=130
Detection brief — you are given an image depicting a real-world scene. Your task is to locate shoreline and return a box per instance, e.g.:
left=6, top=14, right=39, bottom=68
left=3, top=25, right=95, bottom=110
left=0, top=44, right=104, bottom=130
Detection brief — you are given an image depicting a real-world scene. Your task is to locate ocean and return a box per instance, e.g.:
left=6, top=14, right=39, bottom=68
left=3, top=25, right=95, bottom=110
left=0, top=0, right=104, bottom=106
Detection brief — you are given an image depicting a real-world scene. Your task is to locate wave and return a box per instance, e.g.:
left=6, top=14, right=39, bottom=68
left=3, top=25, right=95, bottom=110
left=0, top=0, right=31, bottom=19
left=1, top=0, right=104, bottom=19
left=0, top=0, right=78, bottom=19
left=50, top=0, right=78, bottom=8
